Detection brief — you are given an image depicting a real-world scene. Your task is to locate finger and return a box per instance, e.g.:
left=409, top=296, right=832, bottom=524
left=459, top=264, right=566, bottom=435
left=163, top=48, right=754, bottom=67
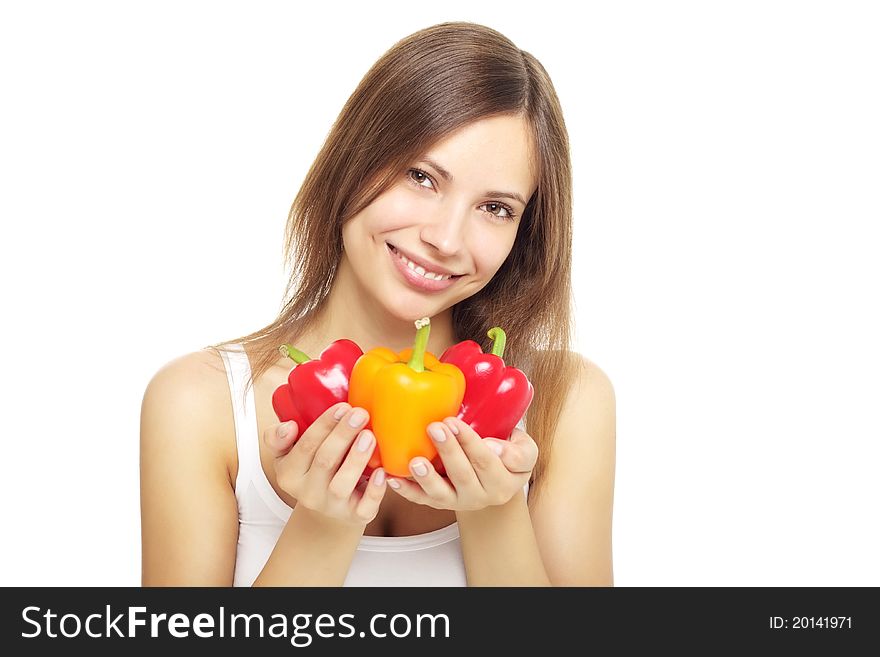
left=495, top=428, right=539, bottom=474
left=482, top=437, right=525, bottom=474
left=263, top=421, right=299, bottom=459
left=448, top=417, right=507, bottom=487
left=287, top=402, right=351, bottom=475
left=328, top=429, right=377, bottom=498
left=407, top=457, right=457, bottom=504
left=305, top=406, right=370, bottom=486
left=429, top=420, right=481, bottom=493
left=385, top=474, right=436, bottom=508
left=353, top=467, right=388, bottom=523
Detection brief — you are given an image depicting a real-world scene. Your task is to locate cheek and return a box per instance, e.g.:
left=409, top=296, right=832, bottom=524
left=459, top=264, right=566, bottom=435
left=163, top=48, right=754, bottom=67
left=471, top=233, right=517, bottom=278
left=362, top=188, right=417, bottom=233
left=341, top=192, right=407, bottom=248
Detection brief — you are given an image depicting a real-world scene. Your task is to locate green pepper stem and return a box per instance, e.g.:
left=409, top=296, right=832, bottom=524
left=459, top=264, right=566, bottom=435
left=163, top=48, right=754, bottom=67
left=278, top=344, right=312, bottom=365
left=487, top=327, right=507, bottom=358
left=406, top=317, right=431, bottom=372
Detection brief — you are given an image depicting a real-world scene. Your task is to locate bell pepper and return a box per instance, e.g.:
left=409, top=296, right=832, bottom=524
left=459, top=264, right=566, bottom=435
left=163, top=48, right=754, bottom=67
left=271, top=338, right=364, bottom=436
left=348, top=317, right=465, bottom=477
left=433, top=326, right=534, bottom=475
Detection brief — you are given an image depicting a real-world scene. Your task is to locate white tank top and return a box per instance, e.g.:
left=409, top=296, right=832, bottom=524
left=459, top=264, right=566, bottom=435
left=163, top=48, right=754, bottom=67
left=217, top=343, right=528, bottom=587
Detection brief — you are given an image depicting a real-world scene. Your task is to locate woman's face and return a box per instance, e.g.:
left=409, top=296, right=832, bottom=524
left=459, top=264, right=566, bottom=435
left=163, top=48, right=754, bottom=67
left=341, top=113, right=538, bottom=322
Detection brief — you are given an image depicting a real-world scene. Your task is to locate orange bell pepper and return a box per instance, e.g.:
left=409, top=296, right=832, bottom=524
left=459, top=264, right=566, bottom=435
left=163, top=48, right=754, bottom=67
left=348, top=317, right=465, bottom=478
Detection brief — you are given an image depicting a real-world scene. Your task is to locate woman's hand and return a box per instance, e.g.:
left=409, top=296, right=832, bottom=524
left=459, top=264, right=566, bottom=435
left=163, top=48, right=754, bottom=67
left=385, top=416, right=538, bottom=511
left=263, top=402, right=388, bottom=527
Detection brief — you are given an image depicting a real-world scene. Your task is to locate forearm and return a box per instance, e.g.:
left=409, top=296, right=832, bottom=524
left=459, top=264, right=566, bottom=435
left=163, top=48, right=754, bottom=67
left=252, top=507, right=364, bottom=586
left=456, top=490, right=552, bottom=586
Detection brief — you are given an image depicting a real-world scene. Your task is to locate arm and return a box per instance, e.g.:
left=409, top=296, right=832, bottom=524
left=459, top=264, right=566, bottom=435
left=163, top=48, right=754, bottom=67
left=251, top=506, right=363, bottom=586
left=140, top=352, right=240, bottom=585
left=456, top=491, right=552, bottom=586
left=457, top=354, right=616, bottom=586
left=140, top=352, right=365, bottom=586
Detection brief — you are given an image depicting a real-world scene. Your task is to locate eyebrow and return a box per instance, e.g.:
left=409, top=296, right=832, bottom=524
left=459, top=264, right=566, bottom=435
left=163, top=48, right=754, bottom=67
left=420, top=157, right=528, bottom=207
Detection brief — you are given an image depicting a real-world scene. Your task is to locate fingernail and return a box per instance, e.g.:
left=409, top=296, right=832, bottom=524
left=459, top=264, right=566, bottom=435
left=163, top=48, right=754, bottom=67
left=373, top=468, right=386, bottom=486
left=333, top=405, right=348, bottom=420
left=349, top=408, right=368, bottom=428
left=278, top=422, right=294, bottom=439
left=356, top=430, right=374, bottom=452
left=412, top=461, right=428, bottom=477
left=447, top=419, right=460, bottom=435
left=488, top=441, right=504, bottom=456
left=429, top=425, right=446, bottom=442
left=387, top=478, right=401, bottom=489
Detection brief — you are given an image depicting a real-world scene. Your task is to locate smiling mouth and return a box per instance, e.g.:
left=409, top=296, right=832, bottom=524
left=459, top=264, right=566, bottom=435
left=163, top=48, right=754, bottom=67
left=386, top=243, right=464, bottom=279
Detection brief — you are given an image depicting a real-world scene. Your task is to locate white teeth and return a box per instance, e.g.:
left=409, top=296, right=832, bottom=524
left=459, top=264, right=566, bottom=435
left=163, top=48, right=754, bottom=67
left=392, top=246, right=453, bottom=280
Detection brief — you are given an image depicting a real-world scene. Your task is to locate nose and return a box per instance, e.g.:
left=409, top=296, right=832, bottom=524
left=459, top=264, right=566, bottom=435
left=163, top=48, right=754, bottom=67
left=419, top=202, right=469, bottom=257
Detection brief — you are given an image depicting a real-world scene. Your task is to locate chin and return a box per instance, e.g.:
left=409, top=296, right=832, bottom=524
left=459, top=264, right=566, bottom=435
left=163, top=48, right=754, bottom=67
left=370, top=257, right=464, bottom=323
left=378, top=293, right=435, bottom=324
left=389, top=302, right=433, bottom=324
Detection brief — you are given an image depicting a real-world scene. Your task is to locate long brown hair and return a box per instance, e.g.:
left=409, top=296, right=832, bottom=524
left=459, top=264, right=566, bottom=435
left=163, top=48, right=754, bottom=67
left=207, top=21, right=580, bottom=502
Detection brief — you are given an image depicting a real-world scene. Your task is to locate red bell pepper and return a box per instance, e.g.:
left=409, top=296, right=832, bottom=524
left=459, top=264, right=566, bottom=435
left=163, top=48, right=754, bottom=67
left=271, top=339, right=363, bottom=434
left=434, top=327, right=534, bottom=475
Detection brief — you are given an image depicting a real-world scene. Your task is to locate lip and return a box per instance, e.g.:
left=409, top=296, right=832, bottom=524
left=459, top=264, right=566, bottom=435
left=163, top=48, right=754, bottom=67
left=386, top=243, right=460, bottom=293
left=386, top=242, right=461, bottom=276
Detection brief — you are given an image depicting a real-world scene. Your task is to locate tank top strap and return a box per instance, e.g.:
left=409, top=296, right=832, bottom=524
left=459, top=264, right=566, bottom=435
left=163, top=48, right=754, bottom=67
left=217, top=343, right=260, bottom=502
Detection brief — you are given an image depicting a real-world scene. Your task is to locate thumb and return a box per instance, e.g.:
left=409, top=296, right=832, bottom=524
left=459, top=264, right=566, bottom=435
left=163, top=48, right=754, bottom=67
left=500, top=428, right=538, bottom=473
left=264, top=420, right=299, bottom=458
left=483, top=437, right=520, bottom=472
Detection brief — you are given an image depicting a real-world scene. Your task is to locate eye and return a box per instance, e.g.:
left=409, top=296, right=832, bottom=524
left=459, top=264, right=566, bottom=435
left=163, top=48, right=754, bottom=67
left=481, top=202, right=517, bottom=221
left=407, top=168, right=434, bottom=189
left=405, top=168, right=518, bottom=223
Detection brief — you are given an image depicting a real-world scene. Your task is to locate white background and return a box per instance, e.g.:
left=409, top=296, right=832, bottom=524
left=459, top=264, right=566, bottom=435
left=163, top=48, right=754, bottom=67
left=1, top=1, right=877, bottom=586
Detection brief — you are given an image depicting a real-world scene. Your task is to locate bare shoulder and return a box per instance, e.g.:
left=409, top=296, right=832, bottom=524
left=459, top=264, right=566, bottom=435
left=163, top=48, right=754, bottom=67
left=554, top=350, right=616, bottom=460
left=140, top=348, right=236, bottom=482
left=572, top=353, right=616, bottom=405
left=146, top=347, right=229, bottom=389
left=531, top=349, right=616, bottom=419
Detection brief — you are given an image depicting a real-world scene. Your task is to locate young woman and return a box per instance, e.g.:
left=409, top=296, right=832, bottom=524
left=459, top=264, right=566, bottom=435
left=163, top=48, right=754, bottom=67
left=140, top=21, right=616, bottom=587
